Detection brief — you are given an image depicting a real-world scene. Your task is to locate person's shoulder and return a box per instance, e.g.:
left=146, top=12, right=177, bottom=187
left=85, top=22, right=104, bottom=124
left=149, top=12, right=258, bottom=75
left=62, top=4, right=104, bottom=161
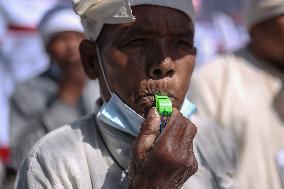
left=194, top=47, right=249, bottom=79
left=16, top=115, right=96, bottom=188
left=11, top=75, right=56, bottom=103
left=23, top=114, right=96, bottom=169
left=12, top=75, right=56, bottom=97
left=189, top=47, right=252, bottom=98
left=193, top=47, right=264, bottom=91
left=10, top=75, right=57, bottom=115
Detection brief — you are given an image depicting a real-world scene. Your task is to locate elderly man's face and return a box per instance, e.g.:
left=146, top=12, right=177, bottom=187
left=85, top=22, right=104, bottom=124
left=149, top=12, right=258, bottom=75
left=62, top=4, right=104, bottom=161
left=48, top=31, right=85, bottom=66
left=81, top=5, right=196, bottom=117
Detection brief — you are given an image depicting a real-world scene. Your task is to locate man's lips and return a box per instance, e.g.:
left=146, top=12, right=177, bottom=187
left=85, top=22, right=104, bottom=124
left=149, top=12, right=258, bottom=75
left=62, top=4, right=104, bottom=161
left=133, top=92, right=176, bottom=117
left=135, top=93, right=175, bottom=106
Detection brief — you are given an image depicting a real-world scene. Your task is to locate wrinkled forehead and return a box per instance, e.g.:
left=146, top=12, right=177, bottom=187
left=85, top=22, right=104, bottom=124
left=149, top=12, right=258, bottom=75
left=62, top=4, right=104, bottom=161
left=131, top=5, right=194, bottom=34
left=99, top=5, right=194, bottom=41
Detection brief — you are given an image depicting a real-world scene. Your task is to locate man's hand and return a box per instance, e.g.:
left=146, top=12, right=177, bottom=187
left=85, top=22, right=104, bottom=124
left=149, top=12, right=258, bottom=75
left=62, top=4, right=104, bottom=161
left=128, top=108, right=198, bottom=189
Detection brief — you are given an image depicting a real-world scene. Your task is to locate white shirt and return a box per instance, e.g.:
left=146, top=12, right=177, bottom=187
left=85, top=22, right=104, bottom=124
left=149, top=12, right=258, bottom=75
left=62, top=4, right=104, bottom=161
left=189, top=46, right=284, bottom=189
left=16, top=111, right=236, bottom=188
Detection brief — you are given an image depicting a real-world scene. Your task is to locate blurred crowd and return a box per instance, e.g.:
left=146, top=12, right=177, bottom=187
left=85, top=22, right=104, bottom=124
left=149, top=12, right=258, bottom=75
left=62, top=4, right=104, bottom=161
left=193, top=0, right=248, bottom=65
left=0, top=0, right=283, bottom=188
left=0, top=0, right=247, bottom=188
left=0, top=0, right=99, bottom=188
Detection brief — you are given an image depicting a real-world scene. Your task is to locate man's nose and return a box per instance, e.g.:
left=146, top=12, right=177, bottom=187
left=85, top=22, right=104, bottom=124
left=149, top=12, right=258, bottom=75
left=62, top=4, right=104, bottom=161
left=148, top=57, right=175, bottom=79
left=67, top=38, right=81, bottom=54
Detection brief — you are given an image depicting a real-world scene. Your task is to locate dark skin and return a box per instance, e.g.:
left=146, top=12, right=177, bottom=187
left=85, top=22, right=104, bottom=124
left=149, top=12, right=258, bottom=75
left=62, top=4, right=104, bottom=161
left=80, top=5, right=198, bottom=188
left=47, top=31, right=87, bottom=106
left=250, top=14, right=284, bottom=71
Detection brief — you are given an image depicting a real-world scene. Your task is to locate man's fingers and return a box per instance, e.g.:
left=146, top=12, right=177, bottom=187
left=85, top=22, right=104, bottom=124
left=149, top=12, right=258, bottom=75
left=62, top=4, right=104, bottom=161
left=158, top=109, right=182, bottom=140
left=156, top=108, right=197, bottom=156
left=161, top=108, right=197, bottom=142
left=134, top=107, right=160, bottom=159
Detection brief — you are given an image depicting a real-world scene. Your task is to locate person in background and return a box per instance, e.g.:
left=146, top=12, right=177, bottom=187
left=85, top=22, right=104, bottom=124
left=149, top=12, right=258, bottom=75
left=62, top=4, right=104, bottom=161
left=9, top=5, right=100, bottom=168
left=189, top=0, right=284, bottom=188
left=0, top=0, right=73, bottom=173
left=15, top=0, right=236, bottom=188
left=0, top=160, right=4, bottom=188
left=0, top=0, right=61, bottom=154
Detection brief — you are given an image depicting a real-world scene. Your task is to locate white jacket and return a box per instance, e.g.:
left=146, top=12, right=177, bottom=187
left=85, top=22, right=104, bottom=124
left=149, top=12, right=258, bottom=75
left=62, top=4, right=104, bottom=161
left=189, top=46, right=284, bottom=189
left=16, top=110, right=236, bottom=188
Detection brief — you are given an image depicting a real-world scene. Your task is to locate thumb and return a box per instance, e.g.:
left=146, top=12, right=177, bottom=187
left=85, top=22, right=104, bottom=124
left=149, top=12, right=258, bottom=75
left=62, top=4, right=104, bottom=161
left=134, top=107, right=161, bottom=159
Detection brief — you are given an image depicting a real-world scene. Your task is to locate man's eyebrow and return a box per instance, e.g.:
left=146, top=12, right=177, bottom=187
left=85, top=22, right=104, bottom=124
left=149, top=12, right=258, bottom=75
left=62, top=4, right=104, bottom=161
left=116, top=26, right=194, bottom=38
left=116, top=26, right=155, bottom=36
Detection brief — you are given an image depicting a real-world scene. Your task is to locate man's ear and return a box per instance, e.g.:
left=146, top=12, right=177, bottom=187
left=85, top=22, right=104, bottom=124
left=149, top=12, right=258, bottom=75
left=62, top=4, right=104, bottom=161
left=79, top=40, right=99, bottom=80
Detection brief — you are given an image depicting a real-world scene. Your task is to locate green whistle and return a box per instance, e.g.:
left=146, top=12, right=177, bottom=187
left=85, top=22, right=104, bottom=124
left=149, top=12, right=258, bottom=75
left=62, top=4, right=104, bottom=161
left=155, top=95, right=173, bottom=116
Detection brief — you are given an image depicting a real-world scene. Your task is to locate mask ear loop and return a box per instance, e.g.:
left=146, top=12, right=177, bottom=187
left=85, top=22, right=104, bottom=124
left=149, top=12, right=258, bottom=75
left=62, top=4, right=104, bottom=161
left=96, top=45, right=112, bottom=102
left=95, top=45, right=129, bottom=175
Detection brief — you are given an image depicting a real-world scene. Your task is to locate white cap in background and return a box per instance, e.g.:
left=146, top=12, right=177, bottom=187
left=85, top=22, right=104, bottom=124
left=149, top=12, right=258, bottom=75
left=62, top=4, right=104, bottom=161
left=38, top=5, right=83, bottom=45
left=244, top=0, right=284, bottom=30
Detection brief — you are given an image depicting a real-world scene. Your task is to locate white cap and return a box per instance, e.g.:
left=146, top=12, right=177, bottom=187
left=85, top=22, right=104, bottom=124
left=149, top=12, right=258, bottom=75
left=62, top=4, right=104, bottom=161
left=72, top=0, right=195, bottom=41
left=38, top=5, right=84, bottom=45
left=244, top=0, right=284, bottom=30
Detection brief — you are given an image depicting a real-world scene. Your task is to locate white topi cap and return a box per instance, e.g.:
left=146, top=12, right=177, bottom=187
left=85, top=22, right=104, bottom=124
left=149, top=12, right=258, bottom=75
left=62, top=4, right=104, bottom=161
left=72, top=0, right=195, bottom=41
left=38, top=5, right=84, bottom=45
left=244, top=0, right=284, bottom=30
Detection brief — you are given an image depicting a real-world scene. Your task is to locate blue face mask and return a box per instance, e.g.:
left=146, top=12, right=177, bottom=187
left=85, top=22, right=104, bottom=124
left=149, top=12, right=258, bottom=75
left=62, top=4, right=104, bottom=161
left=95, top=45, right=196, bottom=137
left=97, top=93, right=196, bottom=137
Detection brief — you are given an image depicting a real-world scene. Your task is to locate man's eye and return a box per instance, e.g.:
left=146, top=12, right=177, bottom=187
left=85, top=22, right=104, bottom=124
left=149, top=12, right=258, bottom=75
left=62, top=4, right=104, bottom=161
left=125, top=37, right=147, bottom=46
left=177, top=40, right=193, bottom=48
left=176, top=40, right=196, bottom=54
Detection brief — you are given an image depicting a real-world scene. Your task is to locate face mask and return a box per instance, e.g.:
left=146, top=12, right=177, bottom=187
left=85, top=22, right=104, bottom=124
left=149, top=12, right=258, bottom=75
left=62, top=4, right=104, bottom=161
left=95, top=45, right=196, bottom=137
left=97, top=93, right=196, bottom=137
